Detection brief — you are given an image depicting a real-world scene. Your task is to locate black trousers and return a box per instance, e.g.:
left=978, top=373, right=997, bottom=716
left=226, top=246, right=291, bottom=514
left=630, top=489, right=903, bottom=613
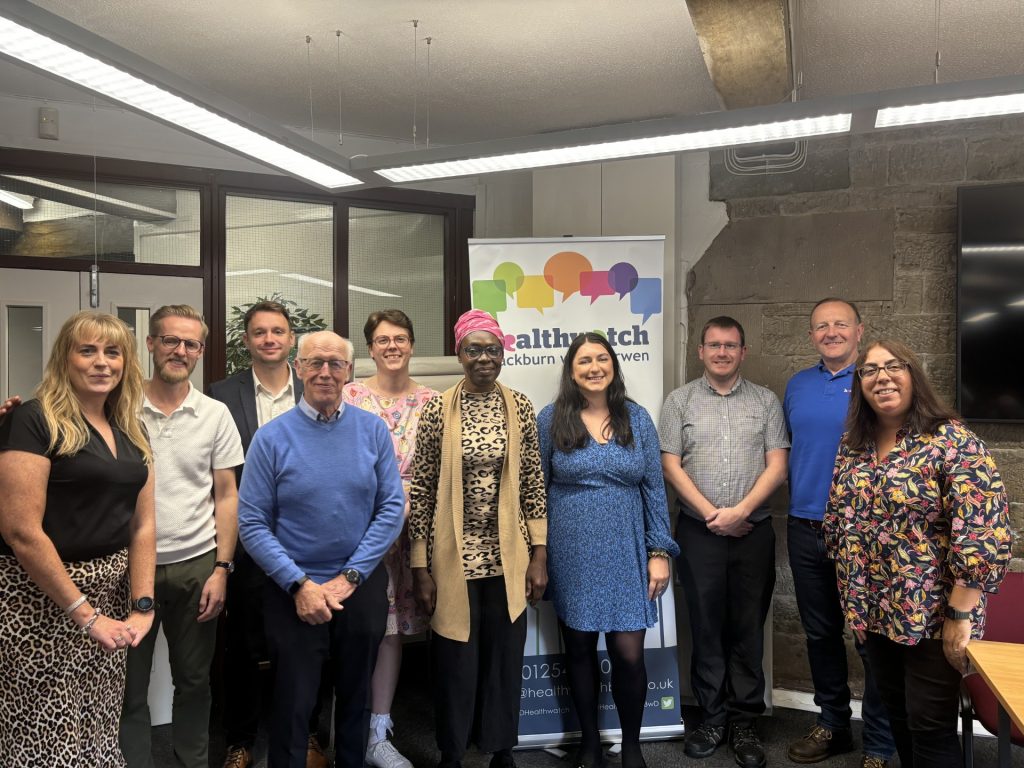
left=864, top=633, right=964, bottom=768
left=264, top=565, right=387, bottom=768
left=675, top=514, right=775, bottom=728
left=432, top=576, right=528, bottom=761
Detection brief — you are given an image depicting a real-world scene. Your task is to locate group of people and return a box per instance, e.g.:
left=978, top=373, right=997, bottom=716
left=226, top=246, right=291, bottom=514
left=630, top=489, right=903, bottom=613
left=0, top=294, right=1012, bottom=768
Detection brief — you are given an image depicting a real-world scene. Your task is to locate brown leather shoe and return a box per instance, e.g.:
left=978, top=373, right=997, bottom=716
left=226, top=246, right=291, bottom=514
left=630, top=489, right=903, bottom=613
left=860, top=756, right=889, bottom=768
left=787, top=724, right=854, bottom=763
left=307, top=734, right=330, bottom=768
left=222, top=746, right=253, bottom=768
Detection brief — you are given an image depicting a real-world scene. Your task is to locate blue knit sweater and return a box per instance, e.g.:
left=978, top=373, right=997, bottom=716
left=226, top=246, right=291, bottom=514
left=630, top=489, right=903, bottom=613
left=238, top=403, right=404, bottom=591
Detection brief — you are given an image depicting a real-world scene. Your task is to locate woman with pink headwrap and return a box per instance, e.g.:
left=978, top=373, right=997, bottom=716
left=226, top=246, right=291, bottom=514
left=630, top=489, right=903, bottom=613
left=409, top=309, right=547, bottom=768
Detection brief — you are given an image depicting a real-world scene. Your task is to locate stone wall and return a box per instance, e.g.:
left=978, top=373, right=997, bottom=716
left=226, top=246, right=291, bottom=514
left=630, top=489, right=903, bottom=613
left=689, top=116, right=1024, bottom=694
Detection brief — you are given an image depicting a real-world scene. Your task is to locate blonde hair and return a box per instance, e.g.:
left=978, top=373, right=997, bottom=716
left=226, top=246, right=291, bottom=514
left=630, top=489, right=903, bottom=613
left=150, top=304, right=209, bottom=340
left=37, top=311, right=152, bottom=464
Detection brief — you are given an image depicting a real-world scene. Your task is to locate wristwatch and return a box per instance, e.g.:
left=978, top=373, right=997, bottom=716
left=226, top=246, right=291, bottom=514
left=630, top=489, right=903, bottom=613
left=945, top=605, right=972, bottom=621
left=289, top=575, right=310, bottom=596
left=341, top=568, right=362, bottom=586
left=133, top=596, right=155, bottom=613
left=214, top=560, right=235, bottom=574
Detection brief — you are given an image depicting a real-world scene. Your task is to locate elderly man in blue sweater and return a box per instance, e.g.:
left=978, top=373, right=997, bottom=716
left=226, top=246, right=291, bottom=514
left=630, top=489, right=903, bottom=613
left=239, top=331, right=404, bottom=768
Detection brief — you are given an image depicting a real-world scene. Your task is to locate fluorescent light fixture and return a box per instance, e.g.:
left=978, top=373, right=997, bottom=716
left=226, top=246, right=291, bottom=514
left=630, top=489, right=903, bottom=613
left=224, top=269, right=277, bottom=277
left=961, top=244, right=1024, bottom=256
left=964, top=311, right=998, bottom=323
left=0, top=189, right=33, bottom=209
left=4, top=175, right=175, bottom=218
left=876, top=92, right=1024, bottom=128
left=280, top=273, right=401, bottom=297
left=1008, top=297, right=1024, bottom=307
left=375, top=113, right=852, bottom=182
left=0, top=17, right=360, bottom=189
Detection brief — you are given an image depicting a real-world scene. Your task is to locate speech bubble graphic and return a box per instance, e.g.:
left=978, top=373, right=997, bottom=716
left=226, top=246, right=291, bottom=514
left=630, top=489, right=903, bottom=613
left=492, top=262, right=525, bottom=297
left=630, top=277, right=662, bottom=324
left=472, top=279, right=508, bottom=317
left=517, top=274, right=555, bottom=314
left=608, top=262, right=639, bottom=298
left=579, top=270, right=614, bottom=304
left=543, top=251, right=592, bottom=299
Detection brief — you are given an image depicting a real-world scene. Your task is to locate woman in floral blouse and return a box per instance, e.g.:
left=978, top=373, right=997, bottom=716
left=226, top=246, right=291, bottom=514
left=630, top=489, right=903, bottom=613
left=824, top=339, right=1011, bottom=768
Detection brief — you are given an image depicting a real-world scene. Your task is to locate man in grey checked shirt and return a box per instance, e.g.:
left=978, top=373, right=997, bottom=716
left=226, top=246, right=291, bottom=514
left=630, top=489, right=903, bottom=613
left=659, top=316, right=789, bottom=768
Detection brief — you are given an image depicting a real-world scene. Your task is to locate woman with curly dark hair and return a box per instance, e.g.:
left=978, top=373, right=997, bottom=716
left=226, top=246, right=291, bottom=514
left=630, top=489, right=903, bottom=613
left=824, top=338, right=1011, bottom=768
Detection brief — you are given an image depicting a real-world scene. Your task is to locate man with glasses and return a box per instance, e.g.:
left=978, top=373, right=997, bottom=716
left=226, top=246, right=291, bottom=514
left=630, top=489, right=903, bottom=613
left=783, top=299, right=895, bottom=768
left=239, top=331, right=404, bottom=768
left=209, top=301, right=331, bottom=768
left=120, top=305, right=245, bottom=768
left=659, top=316, right=789, bottom=768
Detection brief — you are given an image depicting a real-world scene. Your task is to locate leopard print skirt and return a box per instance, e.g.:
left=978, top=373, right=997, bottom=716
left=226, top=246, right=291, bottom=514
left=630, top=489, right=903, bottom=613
left=0, top=549, right=131, bottom=767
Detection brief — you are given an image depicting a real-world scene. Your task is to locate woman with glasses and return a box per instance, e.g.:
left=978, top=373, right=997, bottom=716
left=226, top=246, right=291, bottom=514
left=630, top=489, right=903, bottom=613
left=824, top=339, right=1011, bottom=768
left=344, top=309, right=437, bottom=768
left=0, top=311, right=155, bottom=766
left=537, top=333, right=677, bottom=768
left=410, top=309, right=547, bottom=768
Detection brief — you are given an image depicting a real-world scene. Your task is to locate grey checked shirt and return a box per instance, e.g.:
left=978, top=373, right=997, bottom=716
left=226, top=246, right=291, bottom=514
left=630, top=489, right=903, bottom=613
left=659, top=375, right=789, bottom=523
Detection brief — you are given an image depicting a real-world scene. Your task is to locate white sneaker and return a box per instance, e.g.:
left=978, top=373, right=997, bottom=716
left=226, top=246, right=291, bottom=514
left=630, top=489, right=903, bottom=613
left=365, top=739, right=414, bottom=768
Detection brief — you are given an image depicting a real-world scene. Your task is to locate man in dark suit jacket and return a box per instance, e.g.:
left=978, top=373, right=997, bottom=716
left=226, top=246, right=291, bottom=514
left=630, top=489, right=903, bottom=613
left=209, top=301, right=326, bottom=768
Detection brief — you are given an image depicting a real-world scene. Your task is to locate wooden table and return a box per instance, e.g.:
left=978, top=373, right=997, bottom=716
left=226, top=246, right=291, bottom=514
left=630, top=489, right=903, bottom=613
left=966, top=640, right=1024, bottom=767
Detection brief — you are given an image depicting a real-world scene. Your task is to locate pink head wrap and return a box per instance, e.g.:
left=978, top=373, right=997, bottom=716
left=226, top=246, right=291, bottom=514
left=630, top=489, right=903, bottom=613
left=454, top=309, right=511, bottom=351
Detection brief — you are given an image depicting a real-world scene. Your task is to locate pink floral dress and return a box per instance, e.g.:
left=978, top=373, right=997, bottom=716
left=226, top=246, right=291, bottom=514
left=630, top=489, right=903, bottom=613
left=343, top=381, right=438, bottom=635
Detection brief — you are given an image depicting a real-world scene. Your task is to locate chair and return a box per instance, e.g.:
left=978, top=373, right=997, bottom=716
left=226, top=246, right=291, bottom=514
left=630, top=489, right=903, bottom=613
left=961, top=570, right=1024, bottom=767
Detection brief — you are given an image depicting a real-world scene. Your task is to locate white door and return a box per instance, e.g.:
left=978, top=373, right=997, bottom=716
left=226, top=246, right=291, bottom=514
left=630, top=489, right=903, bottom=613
left=0, top=266, right=205, bottom=726
left=1, top=267, right=203, bottom=399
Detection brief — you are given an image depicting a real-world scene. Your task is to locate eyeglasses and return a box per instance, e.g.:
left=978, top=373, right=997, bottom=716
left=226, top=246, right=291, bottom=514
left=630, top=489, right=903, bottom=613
left=811, top=321, right=855, bottom=333
left=298, top=357, right=351, bottom=372
left=372, top=335, right=411, bottom=347
left=154, top=335, right=204, bottom=354
left=702, top=342, right=742, bottom=351
left=857, top=360, right=909, bottom=379
left=462, top=344, right=504, bottom=360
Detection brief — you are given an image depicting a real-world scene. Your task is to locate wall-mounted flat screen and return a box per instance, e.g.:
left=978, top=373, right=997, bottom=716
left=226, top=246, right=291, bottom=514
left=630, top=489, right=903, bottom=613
left=958, top=183, right=1024, bottom=422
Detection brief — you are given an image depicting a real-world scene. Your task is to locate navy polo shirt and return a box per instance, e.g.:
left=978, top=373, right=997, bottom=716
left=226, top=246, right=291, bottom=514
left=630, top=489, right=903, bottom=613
left=783, top=360, right=856, bottom=521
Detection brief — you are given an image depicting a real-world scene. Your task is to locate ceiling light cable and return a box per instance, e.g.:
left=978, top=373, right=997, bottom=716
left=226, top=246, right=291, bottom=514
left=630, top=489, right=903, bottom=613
left=934, top=0, right=941, bottom=84
left=411, top=20, right=419, bottom=148
left=425, top=36, right=432, bottom=149
left=335, top=29, right=344, bottom=146
left=306, top=35, right=315, bottom=140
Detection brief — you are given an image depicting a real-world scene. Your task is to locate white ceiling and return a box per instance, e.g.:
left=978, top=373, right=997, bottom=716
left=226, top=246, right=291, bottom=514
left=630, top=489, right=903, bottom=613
left=8, top=1, right=1024, bottom=160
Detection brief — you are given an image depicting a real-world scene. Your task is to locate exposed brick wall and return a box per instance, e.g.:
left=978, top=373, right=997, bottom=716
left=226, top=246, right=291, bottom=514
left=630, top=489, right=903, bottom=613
left=691, top=116, right=1024, bottom=694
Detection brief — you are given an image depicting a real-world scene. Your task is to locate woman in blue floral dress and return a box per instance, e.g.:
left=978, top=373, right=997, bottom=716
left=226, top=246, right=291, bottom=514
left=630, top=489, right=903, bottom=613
left=824, top=339, right=1011, bottom=768
left=538, top=333, right=678, bottom=768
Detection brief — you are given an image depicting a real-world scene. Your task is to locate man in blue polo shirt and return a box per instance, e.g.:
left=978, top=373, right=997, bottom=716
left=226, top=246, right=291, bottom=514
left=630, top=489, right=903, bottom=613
left=783, top=299, right=894, bottom=768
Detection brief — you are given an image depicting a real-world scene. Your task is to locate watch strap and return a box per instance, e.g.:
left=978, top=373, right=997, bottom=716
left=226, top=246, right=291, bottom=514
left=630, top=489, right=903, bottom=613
left=945, top=605, right=972, bottom=621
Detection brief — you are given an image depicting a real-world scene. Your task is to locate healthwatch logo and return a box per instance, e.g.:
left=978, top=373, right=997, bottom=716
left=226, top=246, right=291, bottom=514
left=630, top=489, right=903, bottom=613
left=472, top=251, right=662, bottom=325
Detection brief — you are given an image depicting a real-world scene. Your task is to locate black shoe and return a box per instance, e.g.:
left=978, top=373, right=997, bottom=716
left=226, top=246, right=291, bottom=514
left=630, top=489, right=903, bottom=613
left=729, top=724, right=766, bottom=768
left=489, top=750, right=516, bottom=768
left=684, top=724, right=726, bottom=759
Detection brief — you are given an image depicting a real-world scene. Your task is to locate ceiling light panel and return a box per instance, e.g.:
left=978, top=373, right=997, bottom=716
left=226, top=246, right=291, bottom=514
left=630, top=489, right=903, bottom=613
left=376, top=114, right=852, bottom=182
left=0, top=17, right=360, bottom=189
left=876, top=92, right=1024, bottom=128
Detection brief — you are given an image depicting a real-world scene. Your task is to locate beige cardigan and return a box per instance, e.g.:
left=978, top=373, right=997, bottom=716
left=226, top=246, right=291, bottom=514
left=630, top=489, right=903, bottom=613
left=409, top=380, right=546, bottom=642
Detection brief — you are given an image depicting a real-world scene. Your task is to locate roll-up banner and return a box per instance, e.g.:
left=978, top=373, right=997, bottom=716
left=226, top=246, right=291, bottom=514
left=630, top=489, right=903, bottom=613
left=467, top=236, right=683, bottom=747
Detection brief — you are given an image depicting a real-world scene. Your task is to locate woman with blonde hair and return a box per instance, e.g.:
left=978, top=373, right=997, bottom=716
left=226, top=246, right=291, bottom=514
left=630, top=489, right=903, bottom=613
left=0, top=310, right=156, bottom=766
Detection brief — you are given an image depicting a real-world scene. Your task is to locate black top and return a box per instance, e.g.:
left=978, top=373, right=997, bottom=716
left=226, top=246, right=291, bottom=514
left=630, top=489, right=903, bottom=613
left=0, top=399, right=148, bottom=561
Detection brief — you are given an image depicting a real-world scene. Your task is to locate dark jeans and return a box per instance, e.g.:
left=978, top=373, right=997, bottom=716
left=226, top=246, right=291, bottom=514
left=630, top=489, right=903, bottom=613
left=432, top=576, right=528, bottom=761
left=263, top=565, right=387, bottom=768
left=787, top=517, right=895, bottom=759
left=676, top=515, right=775, bottom=728
left=864, top=633, right=964, bottom=768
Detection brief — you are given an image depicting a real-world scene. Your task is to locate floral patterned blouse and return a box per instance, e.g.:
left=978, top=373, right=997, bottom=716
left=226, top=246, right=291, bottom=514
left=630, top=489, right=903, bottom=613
left=824, top=420, right=1011, bottom=645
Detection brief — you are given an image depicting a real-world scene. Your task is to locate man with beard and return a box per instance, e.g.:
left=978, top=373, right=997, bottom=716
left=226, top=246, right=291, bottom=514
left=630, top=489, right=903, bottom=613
left=120, top=304, right=244, bottom=768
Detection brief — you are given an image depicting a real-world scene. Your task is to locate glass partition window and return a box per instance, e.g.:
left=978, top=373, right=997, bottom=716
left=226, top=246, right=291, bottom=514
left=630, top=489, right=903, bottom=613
left=0, top=175, right=200, bottom=266
left=5, top=305, right=44, bottom=399
left=347, top=207, right=445, bottom=358
left=224, top=195, right=334, bottom=375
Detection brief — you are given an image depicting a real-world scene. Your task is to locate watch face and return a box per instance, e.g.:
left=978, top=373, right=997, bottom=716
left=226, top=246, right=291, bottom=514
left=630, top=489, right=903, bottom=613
left=343, top=569, right=360, bottom=585
left=135, top=597, right=155, bottom=612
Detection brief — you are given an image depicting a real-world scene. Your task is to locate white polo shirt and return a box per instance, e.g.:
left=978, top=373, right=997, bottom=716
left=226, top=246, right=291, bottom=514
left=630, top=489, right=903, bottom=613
left=143, top=383, right=245, bottom=565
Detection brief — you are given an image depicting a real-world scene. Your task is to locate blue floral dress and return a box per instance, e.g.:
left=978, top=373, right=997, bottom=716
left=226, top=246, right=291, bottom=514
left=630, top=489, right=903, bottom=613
left=538, top=401, right=678, bottom=632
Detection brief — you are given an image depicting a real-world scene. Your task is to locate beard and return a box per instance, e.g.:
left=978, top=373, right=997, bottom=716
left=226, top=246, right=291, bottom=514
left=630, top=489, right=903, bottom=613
left=155, top=357, right=194, bottom=384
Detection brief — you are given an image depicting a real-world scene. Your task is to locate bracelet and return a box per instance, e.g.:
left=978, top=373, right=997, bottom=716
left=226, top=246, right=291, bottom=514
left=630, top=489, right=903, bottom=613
left=81, top=611, right=101, bottom=637
left=65, top=595, right=87, bottom=614
left=647, top=548, right=671, bottom=560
